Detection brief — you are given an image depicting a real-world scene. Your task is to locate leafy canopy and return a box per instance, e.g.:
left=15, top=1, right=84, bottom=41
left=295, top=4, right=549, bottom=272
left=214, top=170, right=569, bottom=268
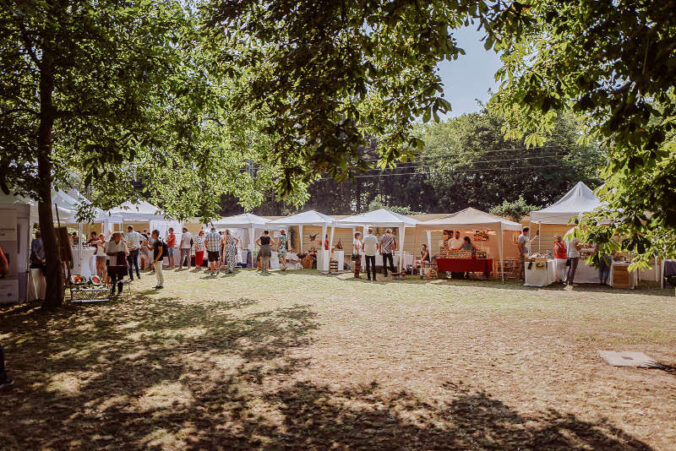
left=201, top=0, right=527, bottom=194
left=486, top=0, right=676, bottom=265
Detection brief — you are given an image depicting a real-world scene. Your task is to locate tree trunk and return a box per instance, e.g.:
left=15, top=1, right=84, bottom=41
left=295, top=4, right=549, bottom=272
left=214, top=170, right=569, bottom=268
left=37, top=27, right=64, bottom=310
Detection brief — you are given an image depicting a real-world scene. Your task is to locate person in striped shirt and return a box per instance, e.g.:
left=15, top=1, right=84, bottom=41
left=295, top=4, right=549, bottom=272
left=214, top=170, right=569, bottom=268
left=205, top=227, right=222, bottom=276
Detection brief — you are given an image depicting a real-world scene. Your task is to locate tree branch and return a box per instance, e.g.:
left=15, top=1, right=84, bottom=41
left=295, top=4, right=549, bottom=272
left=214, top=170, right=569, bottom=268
left=17, top=22, right=41, bottom=68
left=0, top=107, right=39, bottom=118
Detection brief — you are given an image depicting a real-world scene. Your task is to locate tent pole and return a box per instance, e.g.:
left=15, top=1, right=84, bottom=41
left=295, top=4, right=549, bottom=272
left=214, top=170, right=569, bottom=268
left=426, top=231, right=432, bottom=258
left=321, top=223, right=327, bottom=272
left=328, top=225, right=335, bottom=272
left=499, top=223, right=504, bottom=283
left=398, top=226, right=405, bottom=273
left=299, top=225, right=303, bottom=254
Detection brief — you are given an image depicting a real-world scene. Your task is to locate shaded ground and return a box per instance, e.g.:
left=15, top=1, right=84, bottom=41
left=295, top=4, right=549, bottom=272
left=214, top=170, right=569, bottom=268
left=1, top=269, right=674, bottom=449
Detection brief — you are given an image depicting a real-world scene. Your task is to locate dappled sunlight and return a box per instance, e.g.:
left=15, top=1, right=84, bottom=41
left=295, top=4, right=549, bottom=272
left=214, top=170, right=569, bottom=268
left=137, top=381, right=194, bottom=412
left=0, top=270, right=673, bottom=448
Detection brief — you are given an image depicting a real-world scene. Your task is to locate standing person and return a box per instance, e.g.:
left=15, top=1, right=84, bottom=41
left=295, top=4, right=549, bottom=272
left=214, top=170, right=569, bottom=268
left=517, top=227, right=531, bottom=281
left=256, top=230, right=272, bottom=274
left=0, top=344, right=13, bottom=390
left=420, top=244, right=430, bottom=278
left=193, top=230, right=206, bottom=269
left=139, top=233, right=151, bottom=271
left=151, top=230, right=165, bottom=289
left=363, top=228, right=378, bottom=281
left=178, top=227, right=193, bottom=270
left=352, top=232, right=363, bottom=278
left=30, top=231, right=46, bottom=275
left=565, top=234, right=581, bottom=287
left=597, top=245, right=612, bottom=286
left=448, top=230, right=463, bottom=251
left=553, top=235, right=568, bottom=283
left=95, top=233, right=107, bottom=278
left=205, top=227, right=222, bottom=276
left=124, top=225, right=142, bottom=281
left=462, top=236, right=477, bottom=279
left=277, top=230, right=288, bottom=271
left=166, top=227, right=176, bottom=268
left=224, top=230, right=239, bottom=273
left=324, top=234, right=329, bottom=251
left=146, top=232, right=156, bottom=273
left=379, top=229, right=397, bottom=277
left=105, top=232, right=129, bottom=296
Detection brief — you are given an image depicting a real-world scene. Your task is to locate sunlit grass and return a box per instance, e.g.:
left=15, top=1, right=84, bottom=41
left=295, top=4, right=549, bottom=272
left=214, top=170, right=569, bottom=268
left=0, top=268, right=674, bottom=449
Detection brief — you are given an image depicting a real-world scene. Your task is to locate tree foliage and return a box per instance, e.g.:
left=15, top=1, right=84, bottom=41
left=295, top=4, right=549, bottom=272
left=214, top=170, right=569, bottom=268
left=202, top=0, right=529, bottom=194
left=489, top=196, right=537, bottom=223
left=486, top=0, right=676, bottom=266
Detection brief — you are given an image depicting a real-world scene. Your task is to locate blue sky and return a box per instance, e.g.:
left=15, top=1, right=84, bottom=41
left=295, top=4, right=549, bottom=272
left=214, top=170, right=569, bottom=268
left=437, top=26, right=502, bottom=118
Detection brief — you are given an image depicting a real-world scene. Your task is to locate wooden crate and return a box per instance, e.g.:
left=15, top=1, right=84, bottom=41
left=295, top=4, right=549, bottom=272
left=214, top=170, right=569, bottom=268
left=613, top=265, right=633, bottom=289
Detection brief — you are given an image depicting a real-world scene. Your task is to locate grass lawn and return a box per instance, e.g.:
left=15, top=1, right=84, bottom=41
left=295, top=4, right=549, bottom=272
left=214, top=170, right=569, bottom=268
left=1, top=269, right=674, bottom=449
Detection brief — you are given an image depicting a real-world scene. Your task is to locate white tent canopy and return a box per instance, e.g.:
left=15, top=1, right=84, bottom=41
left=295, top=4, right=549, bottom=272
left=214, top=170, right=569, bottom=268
left=337, top=208, right=421, bottom=271
left=213, top=213, right=273, bottom=254
left=108, top=200, right=167, bottom=222
left=530, top=181, right=602, bottom=225
left=416, top=207, right=522, bottom=282
left=417, top=207, right=522, bottom=231
left=270, top=210, right=338, bottom=261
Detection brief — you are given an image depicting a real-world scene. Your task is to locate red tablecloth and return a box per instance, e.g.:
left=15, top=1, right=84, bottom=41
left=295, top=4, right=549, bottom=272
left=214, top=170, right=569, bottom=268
left=436, top=258, right=493, bottom=276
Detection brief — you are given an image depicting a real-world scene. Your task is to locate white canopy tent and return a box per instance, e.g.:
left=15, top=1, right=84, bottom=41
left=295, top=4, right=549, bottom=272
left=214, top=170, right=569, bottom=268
left=337, top=208, right=421, bottom=271
left=108, top=200, right=167, bottom=222
left=530, top=182, right=602, bottom=225
left=415, top=207, right=522, bottom=282
left=270, top=210, right=342, bottom=271
left=212, top=213, right=272, bottom=255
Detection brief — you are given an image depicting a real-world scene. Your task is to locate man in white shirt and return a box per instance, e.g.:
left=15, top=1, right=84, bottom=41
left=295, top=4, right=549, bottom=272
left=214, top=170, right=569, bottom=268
left=448, top=230, right=463, bottom=251
left=178, top=227, right=193, bottom=270
left=124, top=225, right=142, bottom=281
left=362, top=228, right=379, bottom=281
left=566, top=236, right=581, bottom=287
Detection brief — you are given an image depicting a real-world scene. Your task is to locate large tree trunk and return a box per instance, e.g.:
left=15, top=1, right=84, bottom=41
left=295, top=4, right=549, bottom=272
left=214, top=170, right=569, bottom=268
left=37, top=31, right=64, bottom=310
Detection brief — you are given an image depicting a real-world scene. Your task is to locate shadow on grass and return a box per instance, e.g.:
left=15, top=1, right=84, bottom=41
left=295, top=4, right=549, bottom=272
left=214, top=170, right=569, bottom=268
left=0, top=292, right=651, bottom=449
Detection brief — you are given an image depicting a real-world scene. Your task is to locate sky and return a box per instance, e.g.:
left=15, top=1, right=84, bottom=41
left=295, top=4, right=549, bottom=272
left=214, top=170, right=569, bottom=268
left=436, top=26, right=502, bottom=118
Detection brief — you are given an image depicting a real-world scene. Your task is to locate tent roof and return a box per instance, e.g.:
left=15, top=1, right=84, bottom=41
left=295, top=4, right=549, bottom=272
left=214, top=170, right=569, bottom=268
left=213, top=213, right=270, bottom=228
left=0, top=191, right=122, bottom=224
left=270, top=210, right=335, bottom=226
left=530, top=182, right=601, bottom=224
left=109, top=200, right=167, bottom=221
left=337, top=208, right=421, bottom=227
left=416, top=207, right=522, bottom=231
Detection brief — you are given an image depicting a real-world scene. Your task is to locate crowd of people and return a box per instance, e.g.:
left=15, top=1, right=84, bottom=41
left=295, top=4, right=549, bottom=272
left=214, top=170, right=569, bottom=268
left=25, top=222, right=617, bottom=295
left=27, top=226, right=297, bottom=295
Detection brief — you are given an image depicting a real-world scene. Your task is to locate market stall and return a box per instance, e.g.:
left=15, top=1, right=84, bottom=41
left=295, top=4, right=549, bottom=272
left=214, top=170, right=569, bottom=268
left=270, top=210, right=345, bottom=271
left=338, top=208, right=421, bottom=273
left=415, top=208, right=522, bottom=281
left=530, top=182, right=607, bottom=284
left=213, top=213, right=273, bottom=267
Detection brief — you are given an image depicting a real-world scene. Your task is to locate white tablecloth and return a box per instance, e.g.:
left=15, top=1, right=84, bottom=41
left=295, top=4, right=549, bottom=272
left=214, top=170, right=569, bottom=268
left=28, top=268, right=46, bottom=301
left=72, top=247, right=96, bottom=279
left=524, top=259, right=557, bottom=287
left=573, top=260, right=599, bottom=284
left=334, top=251, right=345, bottom=271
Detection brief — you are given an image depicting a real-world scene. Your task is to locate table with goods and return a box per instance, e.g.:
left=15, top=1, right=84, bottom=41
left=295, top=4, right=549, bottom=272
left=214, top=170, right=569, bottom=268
left=435, top=249, right=492, bottom=279
left=524, top=252, right=558, bottom=287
